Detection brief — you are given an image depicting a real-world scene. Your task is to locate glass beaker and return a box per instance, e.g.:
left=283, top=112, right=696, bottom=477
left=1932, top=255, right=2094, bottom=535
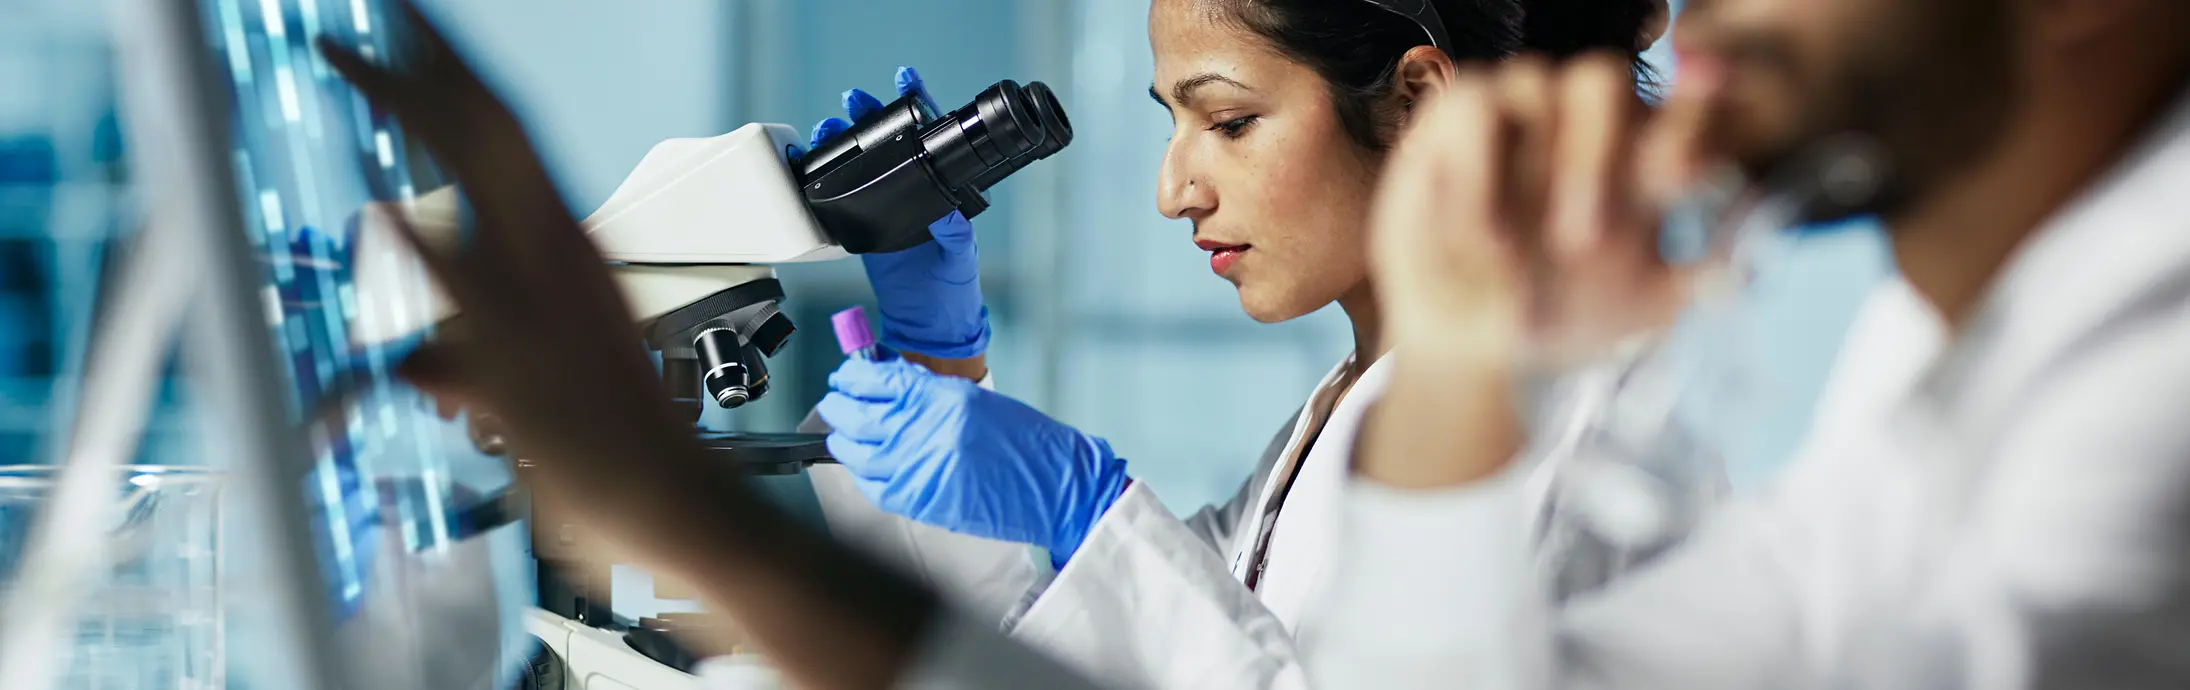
left=0, top=465, right=224, bottom=690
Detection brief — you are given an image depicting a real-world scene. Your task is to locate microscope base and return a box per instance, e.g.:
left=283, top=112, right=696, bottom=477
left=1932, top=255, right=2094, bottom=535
left=524, top=608, right=782, bottom=690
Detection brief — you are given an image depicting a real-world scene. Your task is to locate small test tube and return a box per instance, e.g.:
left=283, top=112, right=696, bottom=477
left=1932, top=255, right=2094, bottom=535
left=831, top=306, right=880, bottom=360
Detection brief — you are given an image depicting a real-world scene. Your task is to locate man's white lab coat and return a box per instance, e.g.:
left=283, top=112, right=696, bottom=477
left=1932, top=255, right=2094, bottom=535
left=1305, top=87, right=2190, bottom=689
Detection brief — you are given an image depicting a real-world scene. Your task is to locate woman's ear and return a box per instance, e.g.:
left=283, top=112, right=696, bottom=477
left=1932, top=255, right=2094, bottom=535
left=1639, top=0, right=1672, bottom=50
left=1392, top=44, right=1456, bottom=123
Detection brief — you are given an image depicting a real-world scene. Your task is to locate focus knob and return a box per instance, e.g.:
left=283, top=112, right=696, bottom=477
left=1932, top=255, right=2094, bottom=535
left=514, top=638, right=564, bottom=690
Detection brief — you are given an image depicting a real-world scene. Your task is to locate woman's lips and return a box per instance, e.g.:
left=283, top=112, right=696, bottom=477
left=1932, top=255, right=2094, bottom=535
left=1199, top=243, right=1250, bottom=275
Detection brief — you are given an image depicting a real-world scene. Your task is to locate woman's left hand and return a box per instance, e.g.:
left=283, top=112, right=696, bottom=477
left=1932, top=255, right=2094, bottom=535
left=809, top=67, right=992, bottom=375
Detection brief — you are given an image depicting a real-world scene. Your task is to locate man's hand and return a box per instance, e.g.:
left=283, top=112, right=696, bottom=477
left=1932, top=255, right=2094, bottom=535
left=1372, top=53, right=1722, bottom=369
left=316, top=5, right=938, bottom=687
left=1359, top=52, right=1727, bottom=487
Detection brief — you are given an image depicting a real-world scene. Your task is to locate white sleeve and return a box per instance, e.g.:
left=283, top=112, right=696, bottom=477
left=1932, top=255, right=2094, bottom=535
left=808, top=465, right=1054, bottom=624
left=1845, top=320, right=2190, bottom=690
left=688, top=608, right=1112, bottom=690
left=805, top=373, right=1058, bottom=625
left=894, top=607, right=1112, bottom=690
left=1297, top=468, right=1550, bottom=690
left=1305, top=472, right=1811, bottom=690
left=1009, top=482, right=1308, bottom=690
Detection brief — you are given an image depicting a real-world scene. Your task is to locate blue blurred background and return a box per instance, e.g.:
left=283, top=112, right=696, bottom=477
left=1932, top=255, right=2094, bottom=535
left=399, top=0, right=1889, bottom=501
left=2, top=0, right=1891, bottom=675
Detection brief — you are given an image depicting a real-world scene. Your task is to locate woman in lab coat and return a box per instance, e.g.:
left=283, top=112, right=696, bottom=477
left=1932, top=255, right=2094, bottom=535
left=800, top=0, right=1706, bottom=686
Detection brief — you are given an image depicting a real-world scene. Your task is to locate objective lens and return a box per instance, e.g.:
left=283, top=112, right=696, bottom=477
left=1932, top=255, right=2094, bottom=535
left=696, top=329, right=752, bottom=409
left=662, top=357, right=705, bottom=421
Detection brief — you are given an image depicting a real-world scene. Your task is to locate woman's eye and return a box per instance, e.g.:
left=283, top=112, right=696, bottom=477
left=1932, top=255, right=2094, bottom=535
left=1208, top=115, right=1259, bottom=139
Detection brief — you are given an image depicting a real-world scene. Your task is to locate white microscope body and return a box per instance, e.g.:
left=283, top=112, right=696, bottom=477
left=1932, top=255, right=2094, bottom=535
left=353, top=121, right=842, bottom=367
left=351, top=123, right=841, bottom=690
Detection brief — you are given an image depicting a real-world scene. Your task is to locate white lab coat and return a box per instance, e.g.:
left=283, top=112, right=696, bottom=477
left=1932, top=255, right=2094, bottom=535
left=713, top=340, right=1724, bottom=689
left=1305, top=87, right=2190, bottom=689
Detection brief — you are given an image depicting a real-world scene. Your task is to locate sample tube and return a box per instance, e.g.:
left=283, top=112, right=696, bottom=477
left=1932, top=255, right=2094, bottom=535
left=831, top=307, right=880, bottom=360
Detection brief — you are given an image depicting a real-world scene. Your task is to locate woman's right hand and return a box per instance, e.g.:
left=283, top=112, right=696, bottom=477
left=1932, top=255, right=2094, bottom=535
left=817, top=356, right=1130, bottom=569
left=809, top=67, right=991, bottom=378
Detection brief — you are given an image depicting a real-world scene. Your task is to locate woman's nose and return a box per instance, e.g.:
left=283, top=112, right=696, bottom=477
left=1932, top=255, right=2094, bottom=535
left=1157, top=142, right=1214, bottom=221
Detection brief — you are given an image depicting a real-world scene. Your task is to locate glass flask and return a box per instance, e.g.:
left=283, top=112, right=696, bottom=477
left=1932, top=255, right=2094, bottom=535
left=0, top=465, right=224, bottom=690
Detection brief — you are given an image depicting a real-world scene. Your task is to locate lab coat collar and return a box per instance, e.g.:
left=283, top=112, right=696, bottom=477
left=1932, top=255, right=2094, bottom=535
left=1927, top=84, right=2190, bottom=413
left=1244, top=349, right=1385, bottom=550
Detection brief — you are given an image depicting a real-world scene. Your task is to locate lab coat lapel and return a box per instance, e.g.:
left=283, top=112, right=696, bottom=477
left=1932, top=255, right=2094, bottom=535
left=1229, top=356, right=1356, bottom=580
left=1256, top=355, right=1396, bottom=629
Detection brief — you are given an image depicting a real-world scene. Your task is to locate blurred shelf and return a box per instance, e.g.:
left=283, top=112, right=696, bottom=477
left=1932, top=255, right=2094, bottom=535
left=0, top=401, right=56, bottom=432
left=0, top=182, right=131, bottom=240
left=0, top=376, right=62, bottom=433
left=0, top=182, right=129, bottom=197
left=0, top=378, right=193, bottom=434
left=0, top=6, right=110, bottom=43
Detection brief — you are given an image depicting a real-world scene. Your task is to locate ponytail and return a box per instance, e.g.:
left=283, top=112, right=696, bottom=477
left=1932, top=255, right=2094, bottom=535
left=1226, top=0, right=1665, bottom=149
left=1518, top=0, right=1663, bottom=57
left=1517, top=0, right=1665, bottom=89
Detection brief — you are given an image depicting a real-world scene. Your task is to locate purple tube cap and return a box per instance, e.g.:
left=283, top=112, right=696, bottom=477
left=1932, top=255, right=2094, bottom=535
left=831, top=307, right=877, bottom=355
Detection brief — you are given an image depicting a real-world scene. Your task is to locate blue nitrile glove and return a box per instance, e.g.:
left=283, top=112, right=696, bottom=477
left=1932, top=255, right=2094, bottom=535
left=805, top=67, right=990, bottom=359
left=817, top=355, right=1129, bottom=569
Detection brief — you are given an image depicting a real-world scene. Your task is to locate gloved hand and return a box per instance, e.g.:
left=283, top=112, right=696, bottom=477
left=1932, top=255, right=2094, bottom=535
left=817, top=356, right=1130, bottom=568
left=806, top=67, right=989, bottom=359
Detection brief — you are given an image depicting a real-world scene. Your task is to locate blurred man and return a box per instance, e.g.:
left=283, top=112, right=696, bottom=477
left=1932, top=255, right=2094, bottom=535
left=1314, top=0, right=2190, bottom=687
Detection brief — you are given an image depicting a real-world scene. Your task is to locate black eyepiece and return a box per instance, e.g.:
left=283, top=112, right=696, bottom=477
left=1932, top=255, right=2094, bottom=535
left=1026, top=82, right=1072, bottom=158
left=797, top=79, right=1073, bottom=254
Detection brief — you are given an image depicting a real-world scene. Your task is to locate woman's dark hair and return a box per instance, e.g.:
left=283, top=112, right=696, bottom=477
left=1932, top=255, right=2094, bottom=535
left=1223, top=0, right=1661, bottom=150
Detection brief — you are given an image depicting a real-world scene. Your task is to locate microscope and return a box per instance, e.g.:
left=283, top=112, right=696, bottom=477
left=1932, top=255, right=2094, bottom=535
left=349, top=79, right=1072, bottom=689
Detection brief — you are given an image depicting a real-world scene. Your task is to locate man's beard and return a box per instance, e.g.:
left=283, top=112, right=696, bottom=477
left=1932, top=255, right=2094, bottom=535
left=1726, top=0, right=2023, bottom=224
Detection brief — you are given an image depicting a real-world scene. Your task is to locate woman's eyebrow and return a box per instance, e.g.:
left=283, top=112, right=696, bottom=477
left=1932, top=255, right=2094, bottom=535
left=1167, top=73, right=1253, bottom=107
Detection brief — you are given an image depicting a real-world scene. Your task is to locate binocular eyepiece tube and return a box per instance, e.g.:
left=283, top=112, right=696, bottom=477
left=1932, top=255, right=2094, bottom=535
left=798, top=79, right=1074, bottom=255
